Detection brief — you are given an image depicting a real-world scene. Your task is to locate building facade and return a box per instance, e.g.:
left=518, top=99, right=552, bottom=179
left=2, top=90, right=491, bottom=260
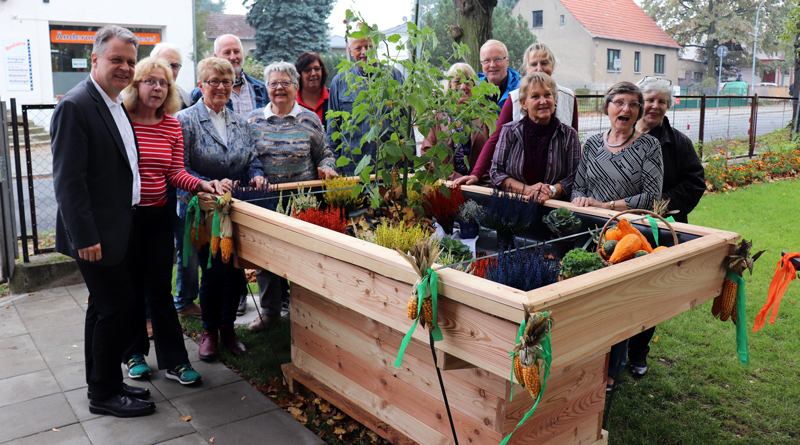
left=0, top=0, right=194, bottom=106
left=512, top=0, right=680, bottom=92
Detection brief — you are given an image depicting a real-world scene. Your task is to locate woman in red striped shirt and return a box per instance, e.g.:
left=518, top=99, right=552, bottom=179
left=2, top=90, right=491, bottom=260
left=121, top=58, right=223, bottom=385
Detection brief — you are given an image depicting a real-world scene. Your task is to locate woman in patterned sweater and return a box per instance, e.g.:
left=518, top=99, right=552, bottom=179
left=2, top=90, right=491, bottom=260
left=570, top=81, right=664, bottom=392
left=120, top=58, right=224, bottom=385
left=246, top=61, right=338, bottom=331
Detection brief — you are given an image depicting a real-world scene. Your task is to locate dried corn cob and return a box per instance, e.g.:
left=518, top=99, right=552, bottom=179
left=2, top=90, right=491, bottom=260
left=731, top=302, right=738, bottom=324
left=190, top=227, right=197, bottom=245
left=220, top=237, right=233, bottom=264
left=421, top=298, right=433, bottom=328
left=198, top=223, right=207, bottom=247
left=522, top=363, right=541, bottom=399
left=718, top=278, right=737, bottom=322
left=210, top=235, right=221, bottom=257
left=513, top=355, right=524, bottom=386
left=407, top=296, right=419, bottom=320
left=711, top=294, right=723, bottom=317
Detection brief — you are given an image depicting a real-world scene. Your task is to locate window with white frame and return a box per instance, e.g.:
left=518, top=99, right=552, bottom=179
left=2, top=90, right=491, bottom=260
left=634, top=52, right=641, bottom=73
left=559, top=15, right=565, bottom=25
left=654, top=54, right=665, bottom=74
left=607, top=49, right=621, bottom=71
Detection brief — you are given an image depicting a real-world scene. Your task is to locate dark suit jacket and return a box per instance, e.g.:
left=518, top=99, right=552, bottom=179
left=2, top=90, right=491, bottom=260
left=51, top=76, right=138, bottom=266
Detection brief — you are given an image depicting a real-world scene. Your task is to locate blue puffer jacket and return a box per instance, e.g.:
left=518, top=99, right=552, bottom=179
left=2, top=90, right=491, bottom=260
left=478, top=67, right=520, bottom=115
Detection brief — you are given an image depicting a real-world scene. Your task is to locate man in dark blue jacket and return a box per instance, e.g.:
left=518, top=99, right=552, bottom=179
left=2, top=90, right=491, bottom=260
left=190, top=34, right=268, bottom=114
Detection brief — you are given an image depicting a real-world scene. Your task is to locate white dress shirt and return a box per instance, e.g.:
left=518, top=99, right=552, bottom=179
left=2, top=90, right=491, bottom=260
left=90, top=74, right=140, bottom=206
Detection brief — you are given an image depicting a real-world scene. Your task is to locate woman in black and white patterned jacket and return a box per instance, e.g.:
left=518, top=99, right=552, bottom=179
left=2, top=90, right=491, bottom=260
left=571, top=82, right=663, bottom=213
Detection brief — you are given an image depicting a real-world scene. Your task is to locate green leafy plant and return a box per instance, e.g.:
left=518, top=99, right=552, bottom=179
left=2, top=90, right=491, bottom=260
left=437, top=236, right=473, bottom=266
left=560, top=248, right=604, bottom=279
left=370, top=221, right=430, bottom=253
left=276, top=185, right=319, bottom=216
left=542, top=207, right=582, bottom=238
left=328, top=11, right=498, bottom=212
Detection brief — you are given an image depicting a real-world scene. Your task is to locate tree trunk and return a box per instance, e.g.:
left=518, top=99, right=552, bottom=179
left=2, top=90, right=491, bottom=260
left=452, top=0, right=497, bottom=71
left=792, top=26, right=800, bottom=131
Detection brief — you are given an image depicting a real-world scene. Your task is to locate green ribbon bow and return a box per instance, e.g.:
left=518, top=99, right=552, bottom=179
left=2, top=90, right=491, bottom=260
left=394, top=268, right=442, bottom=368
left=646, top=215, right=675, bottom=247
left=501, top=312, right=552, bottom=445
left=182, top=195, right=201, bottom=267
left=728, top=270, right=749, bottom=366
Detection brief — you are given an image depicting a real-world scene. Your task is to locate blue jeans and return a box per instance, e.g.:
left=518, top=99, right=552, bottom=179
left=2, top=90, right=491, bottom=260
left=169, top=187, right=199, bottom=311
left=609, top=339, right=629, bottom=378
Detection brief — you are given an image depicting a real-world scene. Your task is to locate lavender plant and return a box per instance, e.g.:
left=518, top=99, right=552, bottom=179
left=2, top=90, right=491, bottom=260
left=484, top=241, right=560, bottom=292
left=480, top=188, right=539, bottom=234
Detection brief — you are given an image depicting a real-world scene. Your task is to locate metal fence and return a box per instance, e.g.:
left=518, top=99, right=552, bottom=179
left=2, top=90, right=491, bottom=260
left=575, top=94, right=797, bottom=158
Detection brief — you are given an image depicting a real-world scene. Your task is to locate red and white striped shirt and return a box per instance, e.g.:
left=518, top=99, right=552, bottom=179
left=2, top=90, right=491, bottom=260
left=133, top=115, right=202, bottom=207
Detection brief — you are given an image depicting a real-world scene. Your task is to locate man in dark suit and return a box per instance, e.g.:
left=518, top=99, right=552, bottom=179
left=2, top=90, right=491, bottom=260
left=51, top=25, right=155, bottom=418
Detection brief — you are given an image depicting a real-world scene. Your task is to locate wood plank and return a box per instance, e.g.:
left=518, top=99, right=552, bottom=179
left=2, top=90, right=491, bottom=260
left=502, top=350, right=607, bottom=433
left=292, top=321, right=502, bottom=443
left=291, top=286, right=508, bottom=422
left=282, top=363, right=418, bottom=445
left=292, top=347, right=456, bottom=445
left=435, top=350, right=478, bottom=370
left=540, top=415, right=605, bottom=445
left=237, top=226, right=520, bottom=380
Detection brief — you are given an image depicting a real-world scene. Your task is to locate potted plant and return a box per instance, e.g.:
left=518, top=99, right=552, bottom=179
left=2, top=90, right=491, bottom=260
left=455, top=199, right=485, bottom=239
left=560, top=248, right=604, bottom=279
left=480, top=188, right=539, bottom=248
left=542, top=207, right=582, bottom=258
left=423, top=186, right=465, bottom=234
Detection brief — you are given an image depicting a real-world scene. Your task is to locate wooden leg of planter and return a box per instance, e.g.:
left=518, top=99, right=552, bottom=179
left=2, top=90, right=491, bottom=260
left=435, top=349, right=478, bottom=370
left=281, top=362, right=417, bottom=445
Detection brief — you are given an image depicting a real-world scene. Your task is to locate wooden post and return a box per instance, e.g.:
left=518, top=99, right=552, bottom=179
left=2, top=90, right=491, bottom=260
left=749, top=94, right=758, bottom=157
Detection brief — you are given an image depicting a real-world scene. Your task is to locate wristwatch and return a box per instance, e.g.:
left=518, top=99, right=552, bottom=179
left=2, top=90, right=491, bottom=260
left=609, top=200, right=615, bottom=210
left=548, top=185, right=557, bottom=195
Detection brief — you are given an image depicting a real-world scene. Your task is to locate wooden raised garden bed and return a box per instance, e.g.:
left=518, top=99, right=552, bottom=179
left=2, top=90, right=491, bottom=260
left=230, top=182, right=740, bottom=444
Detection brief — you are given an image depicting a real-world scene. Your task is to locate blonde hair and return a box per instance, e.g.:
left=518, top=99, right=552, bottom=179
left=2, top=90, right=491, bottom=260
left=520, top=42, right=557, bottom=73
left=196, top=57, right=235, bottom=83
left=518, top=72, right=558, bottom=116
left=480, top=39, right=508, bottom=57
left=123, top=57, right=180, bottom=117
left=444, top=63, right=477, bottom=92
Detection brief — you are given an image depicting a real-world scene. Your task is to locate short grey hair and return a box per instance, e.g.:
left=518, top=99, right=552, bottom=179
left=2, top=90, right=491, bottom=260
left=444, top=63, right=477, bottom=92
left=150, top=42, right=182, bottom=59
left=263, top=61, right=299, bottom=86
left=602, top=81, right=644, bottom=123
left=214, top=34, right=243, bottom=55
left=637, top=77, right=674, bottom=108
left=93, top=25, right=138, bottom=56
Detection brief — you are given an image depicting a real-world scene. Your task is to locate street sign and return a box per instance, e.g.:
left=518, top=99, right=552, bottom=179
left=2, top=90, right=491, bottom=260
left=716, top=46, right=729, bottom=58
left=613, top=59, right=621, bottom=70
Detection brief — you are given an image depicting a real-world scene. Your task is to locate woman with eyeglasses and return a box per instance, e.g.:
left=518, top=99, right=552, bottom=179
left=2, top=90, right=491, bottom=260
left=570, top=81, right=663, bottom=392
left=295, top=52, right=330, bottom=129
left=176, top=57, right=266, bottom=361
left=623, top=77, right=704, bottom=379
left=454, top=42, right=579, bottom=186
left=119, top=57, right=225, bottom=385
left=245, top=61, right=338, bottom=332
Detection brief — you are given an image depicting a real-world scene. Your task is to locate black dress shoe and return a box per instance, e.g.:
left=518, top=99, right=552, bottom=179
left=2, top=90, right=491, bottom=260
left=630, top=364, right=649, bottom=377
left=89, top=394, right=155, bottom=417
left=87, top=383, right=151, bottom=400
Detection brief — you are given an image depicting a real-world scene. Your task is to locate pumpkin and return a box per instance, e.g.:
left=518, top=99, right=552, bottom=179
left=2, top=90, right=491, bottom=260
left=604, top=227, right=623, bottom=242
left=608, top=234, right=641, bottom=263
left=633, top=250, right=648, bottom=258
left=652, top=246, right=668, bottom=252
left=617, top=219, right=653, bottom=253
left=602, top=240, right=618, bottom=258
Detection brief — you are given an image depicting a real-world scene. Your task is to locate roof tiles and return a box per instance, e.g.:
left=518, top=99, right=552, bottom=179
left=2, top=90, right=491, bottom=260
left=559, top=0, right=680, bottom=48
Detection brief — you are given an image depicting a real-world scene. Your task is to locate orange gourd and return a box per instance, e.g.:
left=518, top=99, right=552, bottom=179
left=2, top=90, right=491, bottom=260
left=653, top=246, right=668, bottom=252
left=604, top=227, right=623, bottom=242
left=617, top=219, right=653, bottom=253
left=608, top=234, right=642, bottom=263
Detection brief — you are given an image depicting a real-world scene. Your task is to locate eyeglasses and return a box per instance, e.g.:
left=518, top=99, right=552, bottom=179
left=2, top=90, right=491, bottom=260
left=204, top=79, right=233, bottom=87
left=142, top=78, right=169, bottom=88
left=610, top=100, right=640, bottom=109
left=267, top=81, right=295, bottom=89
left=169, top=62, right=182, bottom=70
left=480, top=56, right=508, bottom=66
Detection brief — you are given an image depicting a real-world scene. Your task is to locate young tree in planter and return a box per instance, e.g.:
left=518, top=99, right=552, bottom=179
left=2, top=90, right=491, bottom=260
left=328, top=11, right=499, bottom=214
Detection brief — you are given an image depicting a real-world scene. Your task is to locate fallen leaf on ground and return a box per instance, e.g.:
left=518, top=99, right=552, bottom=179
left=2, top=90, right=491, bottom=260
left=241, top=396, right=246, bottom=400
left=334, top=426, right=347, bottom=435
left=319, top=402, right=331, bottom=413
left=333, top=412, right=346, bottom=420
left=210, top=438, right=214, bottom=443
left=182, top=415, right=192, bottom=422
left=3, top=306, right=8, bottom=309
left=52, top=428, right=60, bottom=432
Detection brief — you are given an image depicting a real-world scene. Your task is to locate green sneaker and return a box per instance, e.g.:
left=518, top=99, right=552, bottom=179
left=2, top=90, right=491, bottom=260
left=126, top=353, right=150, bottom=379
left=166, top=364, right=202, bottom=385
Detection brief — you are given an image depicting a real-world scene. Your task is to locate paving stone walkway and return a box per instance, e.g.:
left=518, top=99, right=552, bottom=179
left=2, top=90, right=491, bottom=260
left=0, top=284, right=322, bottom=444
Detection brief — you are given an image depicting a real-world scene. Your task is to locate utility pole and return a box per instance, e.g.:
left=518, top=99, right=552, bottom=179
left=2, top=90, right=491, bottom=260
left=750, top=0, right=767, bottom=95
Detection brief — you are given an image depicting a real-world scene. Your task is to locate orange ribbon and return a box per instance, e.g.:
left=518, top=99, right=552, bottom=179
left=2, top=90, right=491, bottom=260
left=753, top=252, right=800, bottom=332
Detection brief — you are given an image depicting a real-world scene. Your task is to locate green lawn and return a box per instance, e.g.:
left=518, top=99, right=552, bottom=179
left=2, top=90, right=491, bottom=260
left=606, top=178, right=800, bottom=444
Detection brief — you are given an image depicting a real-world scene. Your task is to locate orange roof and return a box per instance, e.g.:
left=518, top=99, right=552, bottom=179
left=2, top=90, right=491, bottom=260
left=559, top=0, right=680, bottom=49
left=206, top=14, right=255, bottom=40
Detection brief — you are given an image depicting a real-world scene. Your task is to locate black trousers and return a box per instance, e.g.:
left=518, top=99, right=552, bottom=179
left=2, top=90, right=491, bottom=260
left=123, top=205, right=190, bottom=370
left=198, top=241, right=247, bottom=331
left=628, top=326, right=656, bottom=366
left=78, top=234, right=137, bottom=401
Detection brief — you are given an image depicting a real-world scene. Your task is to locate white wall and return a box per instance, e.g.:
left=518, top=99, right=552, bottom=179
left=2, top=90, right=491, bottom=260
left=0, top=0, right=194, bottom=108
